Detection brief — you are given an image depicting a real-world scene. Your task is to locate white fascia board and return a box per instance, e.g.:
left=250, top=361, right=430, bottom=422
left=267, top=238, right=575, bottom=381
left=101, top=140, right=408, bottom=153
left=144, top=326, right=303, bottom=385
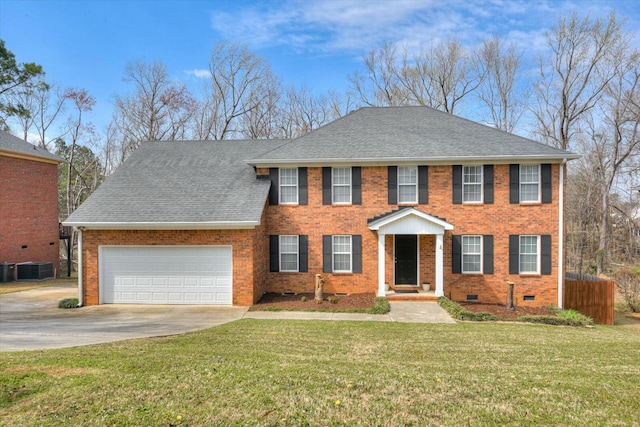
left=247, top=154, right=580, bottom=168
left=61, top=221, right=260, bottom=230
left=369, top=208, right=454, bottom=231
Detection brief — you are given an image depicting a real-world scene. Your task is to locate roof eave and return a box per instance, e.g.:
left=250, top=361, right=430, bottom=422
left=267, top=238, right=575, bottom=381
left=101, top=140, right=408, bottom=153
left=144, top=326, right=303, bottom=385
left=247, top=154, right=580, bottom=167
left=62, top=221, right=260, bottom=230
left=0, top=148, right=65, bottom=164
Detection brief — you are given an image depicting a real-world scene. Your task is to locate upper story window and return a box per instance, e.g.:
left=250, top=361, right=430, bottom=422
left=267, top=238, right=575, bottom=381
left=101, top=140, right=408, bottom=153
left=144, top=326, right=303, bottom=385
left=462, top=235, right=482, bottom=273
left=519, top=235, right=539, bottom=274
left=279, top=168, right=298, bottom=204
left=520, top=165, right=540, bottom=203
left=463, top=166, right=483, bottom=203
left=332, top=167, right=352, bottom=204
left=398, top=166, right=418, bottom=204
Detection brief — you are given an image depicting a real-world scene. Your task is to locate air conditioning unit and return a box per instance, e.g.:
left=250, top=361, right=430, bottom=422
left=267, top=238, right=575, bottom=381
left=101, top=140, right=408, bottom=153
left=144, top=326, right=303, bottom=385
left=17, top=262, right=54, bottom=281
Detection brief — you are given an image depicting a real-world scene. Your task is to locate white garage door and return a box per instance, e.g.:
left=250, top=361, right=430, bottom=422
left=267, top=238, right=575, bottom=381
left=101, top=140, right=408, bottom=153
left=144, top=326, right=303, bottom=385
left=100, top=246, right=232, bottom=305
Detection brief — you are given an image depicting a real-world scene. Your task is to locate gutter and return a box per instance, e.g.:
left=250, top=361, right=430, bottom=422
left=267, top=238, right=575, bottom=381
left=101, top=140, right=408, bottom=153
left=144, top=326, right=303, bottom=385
left=558, top=159, right=567, bottom=308
left=77, top=227, right=83, bottom=307
left=61, top=221, right=260, bottom=230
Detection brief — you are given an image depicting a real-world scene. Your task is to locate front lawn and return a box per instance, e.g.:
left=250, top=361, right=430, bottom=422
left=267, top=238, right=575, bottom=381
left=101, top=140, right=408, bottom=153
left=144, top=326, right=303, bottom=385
left=1, top=320, right=639, bottom=426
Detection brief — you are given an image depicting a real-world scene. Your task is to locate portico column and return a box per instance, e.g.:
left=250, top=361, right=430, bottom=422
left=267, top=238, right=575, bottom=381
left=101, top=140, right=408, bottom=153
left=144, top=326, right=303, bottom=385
left=435, top=233, right=444, bottom=297
left=378, top=233, right=386, bottom=296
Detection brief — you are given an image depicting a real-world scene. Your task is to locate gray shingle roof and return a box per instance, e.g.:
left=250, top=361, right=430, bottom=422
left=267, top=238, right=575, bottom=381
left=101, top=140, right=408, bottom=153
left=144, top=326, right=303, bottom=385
left=0, top=130, right=64, bottom=163
left=249, top=106, right=578, bottom=165
left=64, top=140, right=287, bottom=228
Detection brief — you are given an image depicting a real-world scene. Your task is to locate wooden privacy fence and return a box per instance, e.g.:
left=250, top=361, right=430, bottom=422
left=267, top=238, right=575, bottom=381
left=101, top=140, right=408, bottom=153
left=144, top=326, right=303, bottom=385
left=564, top=276, right=615, bottom=325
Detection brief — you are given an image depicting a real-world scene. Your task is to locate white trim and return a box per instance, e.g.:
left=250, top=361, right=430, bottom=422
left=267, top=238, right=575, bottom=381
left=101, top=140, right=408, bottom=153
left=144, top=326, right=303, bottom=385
left=435, top=234, right=444, bottom=297
left=61, top=221, right=260, bottom=230
left=369, top=208, right=454, bottom=232
left=397, top=166, right=418, bottom=204
left=331, top=166, right=352, bottom=204
left=462, top=165, right=483, bottom=204
left=558, top=159, right=566, bottom=307
left=461, top=235, right=483, bottom=274
left=279, top=235, right=299, bottom=272
left=247, top=154, right=580, bottom=168
left=378, top=234, right=386, bottom=296
left=279, top=167, right=299, bottom=205
left=77, top=228, right=83, bottom=307
left=332, top=235, right=353, bottom=273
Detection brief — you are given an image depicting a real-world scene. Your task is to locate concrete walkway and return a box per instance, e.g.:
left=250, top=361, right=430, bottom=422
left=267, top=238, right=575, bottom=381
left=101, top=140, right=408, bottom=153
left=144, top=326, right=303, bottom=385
left=1, top=284, right=454, bottom=351
left=244, top=301, right=456, bottom=324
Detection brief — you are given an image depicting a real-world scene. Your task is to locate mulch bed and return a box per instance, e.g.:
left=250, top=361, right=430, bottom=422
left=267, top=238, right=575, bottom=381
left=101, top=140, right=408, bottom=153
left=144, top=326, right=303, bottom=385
left=459, top=302, right=556, bottom=319
left=250, top=292, right=377, bottom=311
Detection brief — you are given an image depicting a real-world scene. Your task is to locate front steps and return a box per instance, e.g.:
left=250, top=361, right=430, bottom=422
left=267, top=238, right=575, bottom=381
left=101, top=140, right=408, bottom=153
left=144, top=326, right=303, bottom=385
left=384, top=289, right=439, bottom=301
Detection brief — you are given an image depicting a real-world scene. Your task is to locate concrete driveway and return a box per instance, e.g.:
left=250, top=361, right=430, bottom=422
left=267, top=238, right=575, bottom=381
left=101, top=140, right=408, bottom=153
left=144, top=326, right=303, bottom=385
left=0, top=283, right=248, bottom=352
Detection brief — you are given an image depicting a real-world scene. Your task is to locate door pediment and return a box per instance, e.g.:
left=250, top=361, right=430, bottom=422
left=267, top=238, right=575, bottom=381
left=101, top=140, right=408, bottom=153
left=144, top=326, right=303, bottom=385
left=368, top=207, right=453, bottom=235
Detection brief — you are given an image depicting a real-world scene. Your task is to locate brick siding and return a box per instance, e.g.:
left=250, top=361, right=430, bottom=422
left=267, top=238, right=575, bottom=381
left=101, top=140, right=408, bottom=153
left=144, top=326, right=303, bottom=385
left=0, top=155, right=60, bottom=272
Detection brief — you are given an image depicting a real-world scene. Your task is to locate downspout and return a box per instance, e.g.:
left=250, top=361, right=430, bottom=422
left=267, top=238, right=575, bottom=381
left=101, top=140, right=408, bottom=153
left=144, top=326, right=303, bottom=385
left=77, top=227, right=84, bottom=307
left=558, top=159, right=567, bottom=308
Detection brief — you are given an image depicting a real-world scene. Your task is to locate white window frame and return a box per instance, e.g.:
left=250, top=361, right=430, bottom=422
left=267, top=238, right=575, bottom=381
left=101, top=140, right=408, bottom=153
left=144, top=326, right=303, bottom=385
left=332, top=167, right=352, bottom=204
left=462, top=235, right=483, bottom=274
left=520, top=164, right=540, bottom=203
left=332, top=235, right=352, bottom=273
left=398, top=166, right=418, bottom=204
left=279, top=235, right=299, bottom=272
left=519, top=235, right=540, bottom=274
left=462, top=165, right=483, bottom=203
left=279, top=168, right=298, bottom=205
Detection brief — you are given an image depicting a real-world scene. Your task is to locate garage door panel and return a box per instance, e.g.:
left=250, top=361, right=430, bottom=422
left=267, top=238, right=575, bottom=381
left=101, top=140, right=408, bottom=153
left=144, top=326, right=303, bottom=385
left=101, top=246, right=232, bottom=305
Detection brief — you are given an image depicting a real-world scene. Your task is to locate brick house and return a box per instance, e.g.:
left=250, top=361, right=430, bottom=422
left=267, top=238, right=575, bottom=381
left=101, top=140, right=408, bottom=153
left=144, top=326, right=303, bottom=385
left=64, top=107, right=578, bottom=307
left=0, top=131, right=64, bottom=278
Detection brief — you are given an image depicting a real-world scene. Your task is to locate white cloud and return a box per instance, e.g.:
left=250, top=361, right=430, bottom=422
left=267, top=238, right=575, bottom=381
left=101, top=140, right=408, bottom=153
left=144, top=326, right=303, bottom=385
left=185, top=69, right=211, bottom=79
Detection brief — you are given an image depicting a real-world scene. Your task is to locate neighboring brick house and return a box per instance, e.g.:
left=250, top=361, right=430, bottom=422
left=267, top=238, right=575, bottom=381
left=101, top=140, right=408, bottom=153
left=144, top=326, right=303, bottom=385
left=0, top=131, right=64, bottom=278
left=64, top=107, right=578, bottom=307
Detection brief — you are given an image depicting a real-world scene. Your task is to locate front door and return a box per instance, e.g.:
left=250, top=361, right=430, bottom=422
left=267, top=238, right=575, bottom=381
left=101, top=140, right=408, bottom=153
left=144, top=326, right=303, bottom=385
left=395, top=235, right=418, bottom=285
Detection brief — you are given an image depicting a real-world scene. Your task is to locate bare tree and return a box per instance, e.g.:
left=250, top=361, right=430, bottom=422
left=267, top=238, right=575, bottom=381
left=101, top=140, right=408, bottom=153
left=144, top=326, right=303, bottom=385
left=533, top=12, right=625, bottom=150
left=350, top=40, right=485, bottom=114
left=349, top=43, right=407, bottom=107
left=193, top=41, right=278, bottom=140
left=109, top=61, right=196, bottom=164
left=478, top=36, right=526, bottom=132
left=582, top=47, right=640, bottom=274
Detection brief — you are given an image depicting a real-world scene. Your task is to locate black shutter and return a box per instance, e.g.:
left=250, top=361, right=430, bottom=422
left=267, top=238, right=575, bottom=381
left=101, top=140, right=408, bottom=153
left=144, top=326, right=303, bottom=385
left=452, top=235, right=462, bottom=274
left=269, top=235, right=279, bottom=272
left=484, top=165, right=494, bottom=204
left=509, top=164, right=519, bottom=204
left=509, top=235, right=519, bottom=274
left=323, top=235, right=332, bottom=273
left=352, top=167, right=362, bottom=205
left=299, top=235, right=308, bottom=273
left=541, top=235, right=552, bottom=275
left=483, top=235, right=494, bottom=274
left=452, top=165, right=462, bottom=204
left=418, top=166, right=428, bottom=204
left=298, top=167, right=308, bottom=205
left=541, top=164, right=552, bottom=204
left=269, top=168, right=279, bottom=205
left=352, top=235, right=362, bottom=273
left=322, top=167, right=331, bottom=205
left=388, top=166, right=397, bottom=204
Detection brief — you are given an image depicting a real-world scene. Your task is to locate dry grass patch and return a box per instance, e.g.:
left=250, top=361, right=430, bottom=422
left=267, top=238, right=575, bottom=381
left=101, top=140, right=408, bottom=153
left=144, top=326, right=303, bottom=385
left=1, top=320, right=639, bottom=426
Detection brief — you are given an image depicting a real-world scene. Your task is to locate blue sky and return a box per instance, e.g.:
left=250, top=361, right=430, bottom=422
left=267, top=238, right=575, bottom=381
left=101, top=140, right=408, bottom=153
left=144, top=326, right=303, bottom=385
left=1, top=0, right=639, bottom=139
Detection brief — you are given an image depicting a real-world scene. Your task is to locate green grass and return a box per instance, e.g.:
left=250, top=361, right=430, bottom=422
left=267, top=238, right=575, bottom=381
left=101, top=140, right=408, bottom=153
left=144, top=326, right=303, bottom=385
left=1, top=320, right=639, bottom=426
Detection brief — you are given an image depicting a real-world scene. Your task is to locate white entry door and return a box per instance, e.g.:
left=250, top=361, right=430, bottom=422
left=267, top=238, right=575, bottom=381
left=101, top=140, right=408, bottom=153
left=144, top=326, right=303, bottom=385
left=100, top=246, right=232, bottom=304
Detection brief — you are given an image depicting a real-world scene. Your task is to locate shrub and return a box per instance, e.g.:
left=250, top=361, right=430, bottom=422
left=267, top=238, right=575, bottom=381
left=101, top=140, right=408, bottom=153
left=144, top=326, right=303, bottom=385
left=58, top=298, right=79, bottom=309
left=300, top=296, right=307, bottom=302
left=368, top=297, right=390, bottom=314
left=614, top=267, right=640, bottom=312
left=327, top=296, right=338, bottom=304
left=437, top=297, right=498, bottom=321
